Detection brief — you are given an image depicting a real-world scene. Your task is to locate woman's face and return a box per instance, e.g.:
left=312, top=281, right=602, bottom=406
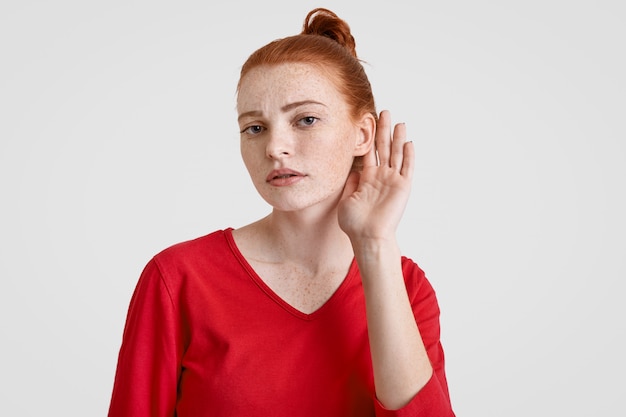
left=237, top=63, right=372, bottom=213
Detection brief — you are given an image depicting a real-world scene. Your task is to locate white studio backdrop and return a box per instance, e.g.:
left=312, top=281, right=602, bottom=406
left=1, top=1, right=624, bottom=416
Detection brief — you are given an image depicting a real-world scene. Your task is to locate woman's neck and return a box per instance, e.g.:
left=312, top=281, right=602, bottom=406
left=234, top=206, right=354, bottom=272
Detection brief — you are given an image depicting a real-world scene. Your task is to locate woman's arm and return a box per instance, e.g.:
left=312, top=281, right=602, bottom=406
left=339, top=111, right=452, bottom=414
left=352, top=238, right=432, bottom=409
left=108, top=259, right=181, bottom=417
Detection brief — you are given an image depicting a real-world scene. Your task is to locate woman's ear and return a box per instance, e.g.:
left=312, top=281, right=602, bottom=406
left=353, top=112, right=376, bottom=157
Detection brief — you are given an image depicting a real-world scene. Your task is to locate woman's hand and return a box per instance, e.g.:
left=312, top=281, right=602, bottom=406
left=338, top=110, right=414, bottom=243
left=339, top=111, right=432, bottom=409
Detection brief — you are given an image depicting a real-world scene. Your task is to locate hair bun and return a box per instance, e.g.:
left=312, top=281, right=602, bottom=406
left=301, top=8, right=357, bottom=58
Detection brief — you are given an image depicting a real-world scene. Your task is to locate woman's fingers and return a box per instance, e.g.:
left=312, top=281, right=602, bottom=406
left=400, top=141, right=415, bottom=179
left=375, top=110, right=392, bottom=166
left=390, top=122, right=406, bottom=171
left=377, top=110, right=409, bottom=173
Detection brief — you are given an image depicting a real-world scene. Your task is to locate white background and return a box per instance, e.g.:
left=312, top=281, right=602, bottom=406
left=1, top=1, right=624, bottom=416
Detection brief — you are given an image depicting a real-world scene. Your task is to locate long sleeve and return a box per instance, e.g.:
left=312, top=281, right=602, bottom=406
left=373, top=258, right=455, bottom=417
left=108, top=259, right=183, bottom=417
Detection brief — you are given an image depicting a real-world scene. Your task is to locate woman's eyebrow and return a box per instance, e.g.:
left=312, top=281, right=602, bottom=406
left=281, top=100, right=326, bottom=112
left=237, top=110, right=262, bottom=122
left=238, top=100, right=326, bottom=122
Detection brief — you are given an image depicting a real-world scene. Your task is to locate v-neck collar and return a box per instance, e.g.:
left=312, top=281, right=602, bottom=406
left=224, top=227, right=358, bottom=321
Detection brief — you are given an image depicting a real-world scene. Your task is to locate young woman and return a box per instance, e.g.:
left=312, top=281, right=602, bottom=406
left=108, top=8, right=455, bottom=417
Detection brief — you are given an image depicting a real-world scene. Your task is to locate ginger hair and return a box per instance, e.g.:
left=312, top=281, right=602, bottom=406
left=237, top=8, right=377, bottom=123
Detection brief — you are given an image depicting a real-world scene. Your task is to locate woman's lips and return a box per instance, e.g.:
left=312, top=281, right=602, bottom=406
left=266, top=168, right=306, bottom=186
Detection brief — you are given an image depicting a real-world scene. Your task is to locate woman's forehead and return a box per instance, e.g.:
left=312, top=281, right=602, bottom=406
left=237, top=63, right=344, bottom=110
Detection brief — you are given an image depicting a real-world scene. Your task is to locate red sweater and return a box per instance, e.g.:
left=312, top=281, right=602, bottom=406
left=108, top=229, right=455, bottom=416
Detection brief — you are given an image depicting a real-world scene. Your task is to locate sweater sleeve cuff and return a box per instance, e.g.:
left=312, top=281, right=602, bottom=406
left=373, top=372, right=454, bottom=417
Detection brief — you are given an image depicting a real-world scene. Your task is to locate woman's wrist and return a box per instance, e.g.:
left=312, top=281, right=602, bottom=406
left=349, top=235, right=400, bottom=258
left=349, top=237, right=402, bottom=282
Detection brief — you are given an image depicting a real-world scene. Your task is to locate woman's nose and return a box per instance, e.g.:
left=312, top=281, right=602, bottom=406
left=265, top=129, right=292, bottom=159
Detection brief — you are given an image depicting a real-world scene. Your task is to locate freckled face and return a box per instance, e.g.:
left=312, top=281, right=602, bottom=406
left=237, top=63, right=365, bottom=213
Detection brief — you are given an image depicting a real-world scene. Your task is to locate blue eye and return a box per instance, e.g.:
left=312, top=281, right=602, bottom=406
left=242, top=125, right=264, bottom=135
left=298, top=116, right=318, bottom=126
